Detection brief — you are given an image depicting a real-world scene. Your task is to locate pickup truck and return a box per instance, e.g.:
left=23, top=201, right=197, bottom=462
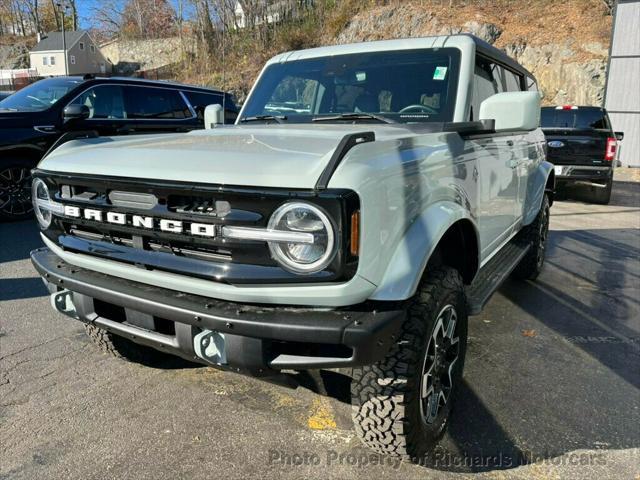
left=30, top=34, right=554, bottom=462
left=541, top=105, right=623, bottom=204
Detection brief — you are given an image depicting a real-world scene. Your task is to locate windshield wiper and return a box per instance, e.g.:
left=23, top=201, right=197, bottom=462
left=239, top=115, right=287, bottom=124
left=312, top=113, right=396, bottom=124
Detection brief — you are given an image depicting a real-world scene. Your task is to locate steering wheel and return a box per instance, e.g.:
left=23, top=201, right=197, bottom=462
left=398, top=104, right=438, bottom=115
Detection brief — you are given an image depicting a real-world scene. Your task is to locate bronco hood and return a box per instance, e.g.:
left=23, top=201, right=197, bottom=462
left=38, top=124, right=411, bottom=189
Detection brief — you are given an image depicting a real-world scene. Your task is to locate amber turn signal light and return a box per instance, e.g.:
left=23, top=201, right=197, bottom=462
left=350, top=210, right=360, bottom=256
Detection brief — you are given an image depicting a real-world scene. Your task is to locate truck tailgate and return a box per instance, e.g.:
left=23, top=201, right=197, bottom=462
left=543, top=128, right=609, bottom=166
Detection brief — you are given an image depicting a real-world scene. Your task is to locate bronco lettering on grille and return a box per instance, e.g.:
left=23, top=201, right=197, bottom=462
left=63, top=205, right=216, bottom=237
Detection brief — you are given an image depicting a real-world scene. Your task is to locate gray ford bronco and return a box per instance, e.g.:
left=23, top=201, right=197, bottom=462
left=30, top=34, right=554, bottom=461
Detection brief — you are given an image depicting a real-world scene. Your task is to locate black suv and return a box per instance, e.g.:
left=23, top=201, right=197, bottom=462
left=0, top=76, right=238, bottom=220
left=541, top=106, right=623, bottom=204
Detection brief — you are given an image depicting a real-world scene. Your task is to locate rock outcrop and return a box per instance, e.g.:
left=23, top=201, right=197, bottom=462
left=335, top=4, right=609, bottom=106
left=0, top=43, right=30, bottom=69
left=100, top=37, right=194, bottom=75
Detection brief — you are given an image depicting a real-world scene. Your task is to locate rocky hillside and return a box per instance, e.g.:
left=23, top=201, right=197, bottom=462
left=332, top=1, right=612, bottom=105
left=97, top=1, right=608, bottom=107
left=0, top=36, right=34, bottom=69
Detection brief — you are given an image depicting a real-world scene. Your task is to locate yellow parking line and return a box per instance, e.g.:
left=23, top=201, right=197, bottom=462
left=307, top=397, right=337, bottom=430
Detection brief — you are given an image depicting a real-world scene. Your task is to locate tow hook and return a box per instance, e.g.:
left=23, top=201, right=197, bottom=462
left=194, top=330, right=227, bottom=365
left=51, top=290, right=79, bottom=320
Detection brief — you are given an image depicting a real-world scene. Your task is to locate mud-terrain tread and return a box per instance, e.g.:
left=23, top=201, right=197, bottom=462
left=351, top=266, right=466, bottom=461
left=84, top=324, right=167, bottom=365
left=513, top=194, right=550, bottom=280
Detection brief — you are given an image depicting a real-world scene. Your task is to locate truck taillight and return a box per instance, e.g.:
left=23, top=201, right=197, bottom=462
left=605, top=137, right=617, bottom=162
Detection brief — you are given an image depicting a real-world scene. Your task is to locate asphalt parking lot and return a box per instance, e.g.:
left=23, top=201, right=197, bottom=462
left=1, top=175, right=639, bottom=480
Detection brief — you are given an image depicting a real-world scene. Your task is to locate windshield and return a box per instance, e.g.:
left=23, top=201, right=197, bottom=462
left=541, top=108, right=611, bottom=130
left=0, top=78, right=81, bottom=112
left=241, top=48, right=461, bottom=123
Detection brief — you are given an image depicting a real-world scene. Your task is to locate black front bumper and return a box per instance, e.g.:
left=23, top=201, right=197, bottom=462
left=31, top=248, right=404, bottom=372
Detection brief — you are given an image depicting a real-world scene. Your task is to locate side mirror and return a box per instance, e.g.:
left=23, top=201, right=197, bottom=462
left=204, top=104, right=224, bottom=129
left=63, top=104, right=90, bottom=123
left=615, top=131, right=624, bottom=141
left=479, top=92, right=540, bottom=132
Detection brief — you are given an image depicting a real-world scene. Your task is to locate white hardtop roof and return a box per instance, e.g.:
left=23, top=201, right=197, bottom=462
left=266, top=35, right=475, bottom=65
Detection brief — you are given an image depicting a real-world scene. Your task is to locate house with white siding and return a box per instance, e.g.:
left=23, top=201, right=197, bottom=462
left=29, top=31, right=112, bottom=77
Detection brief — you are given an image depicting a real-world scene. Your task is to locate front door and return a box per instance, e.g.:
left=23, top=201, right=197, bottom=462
left=65, top=84, right=128, bottom=136
left=468, top=57, right=521, bottom=262
left=468, top=135, right=520, bottom=262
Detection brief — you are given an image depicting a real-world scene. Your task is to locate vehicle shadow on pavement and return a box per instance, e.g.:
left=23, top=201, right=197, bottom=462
left=0, top=277, right=48, bottom=301
left=289, top=370, right=352, bottom=404
left=132, top=351, right=205, bottom=370
left=0, top=219, right=43, bottom=264
left=480, top=227, right=640, bottom=470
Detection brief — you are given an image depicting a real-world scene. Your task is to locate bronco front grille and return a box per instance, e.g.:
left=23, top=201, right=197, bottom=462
left=36, top=171, right=360, bottom=284
left=68, top=227, right=233, bottom=263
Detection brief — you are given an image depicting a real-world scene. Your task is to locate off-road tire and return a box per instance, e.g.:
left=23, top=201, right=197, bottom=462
left=587, top=177, right=613, bottom=205
left=513, top=194, right=550, bottom=280
left=351, top=266, right=468, bottom=462
left=0, top=159, right=35, bottom=222
left=84, top=324, right=170, bottom=365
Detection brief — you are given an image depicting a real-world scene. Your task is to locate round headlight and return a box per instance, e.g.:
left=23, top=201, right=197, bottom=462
left=267, top=202, right=336, bottom=273
left=32, top=178, right=52, bottom=229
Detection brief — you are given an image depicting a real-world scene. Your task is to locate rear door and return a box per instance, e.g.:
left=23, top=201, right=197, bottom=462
left=541, top=107, right=611, bottom=167
left=181, top=90, right=239, bottom=125
left=122, top=85, right=198, bottom=134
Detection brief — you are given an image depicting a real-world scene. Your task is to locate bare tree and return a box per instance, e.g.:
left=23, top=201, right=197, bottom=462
left=24, top=0, right=41, bottom=33
left=68, top=0, right=77, bottom=30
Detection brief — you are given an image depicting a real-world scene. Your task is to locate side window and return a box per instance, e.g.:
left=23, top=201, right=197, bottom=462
left=124, top=86, right=191, bottom=119
left=470, top=58, right=525, bottom=119
left=471, top=58, right=499, bottom=120
left=502, top=68, right=523, bottom=92
left=69, top=85, right=126, bottom=119
left=526, top=77, right=538, bottom=92
left=489, top=62, right=524, bottom=93
left=183, top=91, right=223, bottom=119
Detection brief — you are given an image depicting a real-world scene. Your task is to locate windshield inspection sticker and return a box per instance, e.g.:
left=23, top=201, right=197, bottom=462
left=433, top=66, right=448, bottom=81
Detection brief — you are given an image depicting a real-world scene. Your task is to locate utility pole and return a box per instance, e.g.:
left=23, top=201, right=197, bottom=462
left=56, top=2, right=68, bottom=76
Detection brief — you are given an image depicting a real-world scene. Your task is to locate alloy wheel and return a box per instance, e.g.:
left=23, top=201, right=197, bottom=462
left=536, top=204, right=550, bottom=268
left=420, top=304, right=460, bottom=425
left=0, top=167, right=33, bottom=218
